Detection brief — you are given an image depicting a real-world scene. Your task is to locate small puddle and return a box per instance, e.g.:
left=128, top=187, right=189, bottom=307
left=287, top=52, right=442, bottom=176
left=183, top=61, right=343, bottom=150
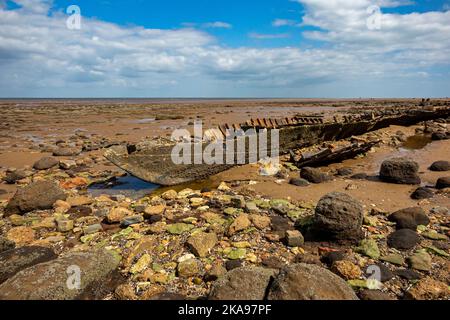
left=88, top=174, right=160, bottom=199
left=401, top=135, right=432, bottom=150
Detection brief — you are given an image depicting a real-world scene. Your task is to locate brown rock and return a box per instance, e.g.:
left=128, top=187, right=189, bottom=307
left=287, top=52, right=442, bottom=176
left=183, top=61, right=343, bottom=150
left=228, top=214, right=251, bottom=236
left=249, top=214, right=271, bottom=230
left=331, top=260, right=362, bottom=280
left=186, top=232, right=218, bottom=258
left=404, top=277, right=450, bottom=300
left=6, top=227, right=36, bottom=245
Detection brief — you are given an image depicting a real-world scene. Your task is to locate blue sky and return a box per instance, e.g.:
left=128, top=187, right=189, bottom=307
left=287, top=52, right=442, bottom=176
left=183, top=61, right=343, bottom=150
left=0, top=0, right=449, bottom=97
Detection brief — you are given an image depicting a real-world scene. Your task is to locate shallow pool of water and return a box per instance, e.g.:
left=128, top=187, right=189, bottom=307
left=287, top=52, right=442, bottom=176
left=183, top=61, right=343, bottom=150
left=88, top=174, right=160, bottom=199
left=401, top=135, right=432, bottom=150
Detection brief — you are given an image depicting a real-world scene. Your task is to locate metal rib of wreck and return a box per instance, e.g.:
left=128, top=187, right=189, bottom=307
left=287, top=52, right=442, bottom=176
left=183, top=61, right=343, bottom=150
left=104, top=106, right=450, bottom=186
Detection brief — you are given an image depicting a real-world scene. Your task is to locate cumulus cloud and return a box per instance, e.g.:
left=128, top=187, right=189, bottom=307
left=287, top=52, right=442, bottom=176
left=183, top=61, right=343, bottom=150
left=272, top=19, right=298, bottom=27
left=202, top=21, right=232, bottom=29
left=0, top=0, right=449, bottom=97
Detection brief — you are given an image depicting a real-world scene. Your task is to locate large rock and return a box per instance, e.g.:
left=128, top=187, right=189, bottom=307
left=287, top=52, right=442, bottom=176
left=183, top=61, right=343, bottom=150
left=429, top=161, right=450, bottom=172
left=379, top=157, right=421, bottom=185
left=53, top=147, right=81, bottom=157
left=5, top=180, right=67, bottom=216
left=186, top=232, right=218, bottom=258
left=208, top=267, right=277, bottom=300
left=410, top=187, right=434, bottom=200
left=300, top=167, right=331, bottom=184
left=268, top=263, right=358, bottom=300
left=436, top=177, right=450, bottom=189
left=388, top=207, right=430, bottom=230
left=311, top=192, right=364, bottom=241
left=404, top=277, right=450, bottom=300
left=0, top=250, right=120, bottom=300
left=3, top=169, right=32, bottom=184
left=33, top=157, right=59, bottom=170
left=0, top=246, right=57, bottom=284
left=387, top=229, right=420, bottom=250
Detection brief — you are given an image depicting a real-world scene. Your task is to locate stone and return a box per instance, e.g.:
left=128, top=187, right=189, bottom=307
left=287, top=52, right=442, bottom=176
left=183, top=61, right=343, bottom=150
left=227, top=248, right=247, bottom=260
left=429, top=161, right=450, bottom=172
left=364, top=264, right=394, bottom=282
left=161, top=189, right=177, bottom=200
left=0, top=246, right=57, bottom=283
left=225, top=260, right=243, bottom=271
left=404, top=277, right=450, bottom=300
left=431, top=131, right=449, bottom=141
left=56, top=219, right=74, bottom=232
left=379, top=157, right=421, bottom=185
left=411, top=187, right=434, bottom=200
left=300, top=167, right=331, bottom=184
left=312, top=192, right=364, bottom=241
left=0, top=237, right=15, bottom=253
left=6, top=227, right=36, bottom=245
left=268, top=263, right=358, bottom=300
left=83, top=223, right=103, bottom=235
left=320, top=251, right=345, bottom=267
left=52, top=147, right=81, bottom=157
left=186, top=232, right=218, bottom=258
left=331, top=261, right=362, bottom=280
left=350, top=173, right=368, bottom=180
left=228, top=214, right=251, bottom=236
left=0, top=250, right=120, bottom=300
left=144, top=204, right=166, bottom=218
left=336, top=167, right=353, bottom=176
left=422, top=231, right=447, bottom=241
left=394, top=269, right=422, bottom=281
left=217, top=182, right=230, bottom=192
left=359, top=290, right=396, bottom=300
left=130, top=253, right=152, bottom=274
left=67, top=196, right=92, bottom=207
left=355, top=239, right=380, bottom=259
left=285, top=230, right=304, bottom=247
left=114, top=283, right=137, bottom=300
left=388, top=207, right=430, bottom=230
left=3, top=170, right=32, bottom=184
left=33, top=157, right=58, bottom=170
left=436, top=177, right=450, bottom=189
left=387, top=229, right=420, bottom=250
left=208, top=267, right=277, bottom=300
left=166, top=223, right=194, bottom=235
left=205, top=263, right=227, bottom=282
left=59, top=177, right=88, bottom=189
left=177, top=258, right=201, bottom=278
left=380, top=253, right=405, bottom=266
left=245, top=201, right=259, bottom=213
left=249, top=214, right=271, bottom=230
left=59, top=159, right=77, bottom=170
left=5, top=180, right=67, bottom=216
left=120, top=215, right=144, bottom=228
left=289, top=178, right=310, bottom=187
left=407, top=250, right=432, bottom=271
left=107, top=207, right=132, bottom=224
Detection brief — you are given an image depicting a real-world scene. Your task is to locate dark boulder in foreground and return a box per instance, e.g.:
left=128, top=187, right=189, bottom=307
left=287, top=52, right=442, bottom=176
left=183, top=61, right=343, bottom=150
left=4, top=180, right=66, bottom=216
left=411, top=187, right=434, bottom=200
left=436, top=177, right=450, bottom=189
left=0, top=250, right=120, bottom=300
left=388, top=207, right=430, bottom=230
left=310, top=192, right=364, bottom=241
left=268, top=263, right=358, bottom=300
left=0, top=246, right=57, bottom=284
left=387, top=229, right=420, bottom=250
left=208, top=267, right=277, bottom=300
left=33, top=157, right=59, bottom=170
left=429, top=161, right=450, bottom=172
left=379, top=157, right=421, bottom=185
left=300, top=167, right=331, bottom=184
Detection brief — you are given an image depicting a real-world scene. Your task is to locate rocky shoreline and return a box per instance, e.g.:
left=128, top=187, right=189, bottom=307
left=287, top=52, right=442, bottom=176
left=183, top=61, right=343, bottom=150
left=0, top=102, right=449, bottom=301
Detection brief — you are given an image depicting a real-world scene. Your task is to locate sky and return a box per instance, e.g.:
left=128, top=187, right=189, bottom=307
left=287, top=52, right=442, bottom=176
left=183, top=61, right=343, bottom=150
left=0, top=0, right=449, bottom=98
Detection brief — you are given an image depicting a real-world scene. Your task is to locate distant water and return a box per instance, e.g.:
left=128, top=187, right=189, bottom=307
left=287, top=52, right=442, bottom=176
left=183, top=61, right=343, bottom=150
left=88, top=174, right=160, bottom=199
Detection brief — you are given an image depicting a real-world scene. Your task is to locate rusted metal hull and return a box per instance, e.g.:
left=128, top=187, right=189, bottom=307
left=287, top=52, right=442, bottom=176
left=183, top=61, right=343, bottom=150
left=104, top=107, right=450, bottom=186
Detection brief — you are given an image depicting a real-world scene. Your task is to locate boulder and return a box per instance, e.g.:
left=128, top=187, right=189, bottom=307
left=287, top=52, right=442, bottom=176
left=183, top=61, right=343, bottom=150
left=0, top=246, right=57, bottom=284
left=33, top=157, right=59, bottom=170
left=208, top=267, right=277, bottom=300
left=311, top=192, right=364, bottom=241
left=300, top=167, right=331, bottom=184
left=0, top=250, right=120, bottom=300
left=289, top=178, right=310, bottom=187
left=5, top=181, right=67, bottom=216
left=429, top=161, right=450, bottom=172
left=387, top=229, right=420, bottom=250
left=388, top=207, right=430, bottom=230
left=3, top=169, right=32, bottom=184
left=379, top=157, right=421, bottom=185
left=268, top=263, right=358, bottom=300
left=410, top=187, right=434, bottom=200
left=404, top=277, right=450, bottom=300
left=186, top=232, right=218, bottom=258
left=436, top=177, right=450, bottom=189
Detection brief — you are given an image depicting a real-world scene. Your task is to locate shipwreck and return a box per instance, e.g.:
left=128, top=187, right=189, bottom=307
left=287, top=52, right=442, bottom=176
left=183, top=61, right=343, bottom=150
left=104, top=106, right=450, bottom=186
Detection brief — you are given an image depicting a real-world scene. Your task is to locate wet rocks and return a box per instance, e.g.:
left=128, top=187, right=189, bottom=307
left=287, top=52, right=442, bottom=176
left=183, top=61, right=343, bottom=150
left=435, top=177, right=450, bottom=189
left=311, top=192, right=364, bottom=241
left=387, top=229, right=420, bottom=250
left=388, top=207, right=430, bottom=230
left=106, top=207, right=133, bottom=224
left=429, top=161, right=450, bottom=172
left=379, top=157, right=421, bottom=185
left=289, top=178, right=310, bottom=187
left=120, top=215, right=144, bottom=228
left=5, top=180, right=67, bottom=216
left=268, top=263, right=358, bottom=300
left=208, top=267, right=277, bottom=300
left=33, top=157, right=58, bottom=170
left=186, top=232, right=218, bottom=258
left=300, top=167, right=331, bottom=184
left=0, top=250, right=121, bottom=300
left=3, top=169, right=32, bottom=184
left=0, top=246, right=57, bottom=284
left=411, top=187, right=434, bottom=200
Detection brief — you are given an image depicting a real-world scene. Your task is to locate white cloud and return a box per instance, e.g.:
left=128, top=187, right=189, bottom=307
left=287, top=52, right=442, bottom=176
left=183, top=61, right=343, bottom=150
left=0, top=0, right=449, bottom=97
left=202, top=21, right=232, bottom=29
left=272, top=19, right=298, bottom=27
